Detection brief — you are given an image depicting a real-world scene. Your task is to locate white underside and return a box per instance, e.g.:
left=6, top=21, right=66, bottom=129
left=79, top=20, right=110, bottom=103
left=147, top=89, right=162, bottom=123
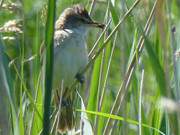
left=53, top=28, right=88, bottom=89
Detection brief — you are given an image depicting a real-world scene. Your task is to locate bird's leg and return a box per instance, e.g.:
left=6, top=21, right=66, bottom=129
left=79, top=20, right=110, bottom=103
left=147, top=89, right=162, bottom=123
left=75, top=73, right=85, bottom=84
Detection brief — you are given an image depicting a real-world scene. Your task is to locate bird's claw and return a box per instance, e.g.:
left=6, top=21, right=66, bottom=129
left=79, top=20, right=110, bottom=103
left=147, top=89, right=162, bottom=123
left=75, top=73, right=85, bottom=84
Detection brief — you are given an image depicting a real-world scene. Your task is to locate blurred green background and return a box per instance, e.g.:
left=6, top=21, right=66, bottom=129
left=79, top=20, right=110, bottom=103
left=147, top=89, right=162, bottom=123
left=0, top=0, right=180, bottom=135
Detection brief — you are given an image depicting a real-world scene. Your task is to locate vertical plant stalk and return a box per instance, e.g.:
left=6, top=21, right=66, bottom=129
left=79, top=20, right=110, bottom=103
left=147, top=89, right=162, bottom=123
left=20, top=4, right=25, bottom=135
left=70, top=0, right=140, bottom=91
left=170, top=20, right=180, bottom=99
left=94, top=4, right=110, bottom=131
left=42, top=0, right=56, bottom=135
left=138, top=69, right=144, bottom=135
left=103, top=0, right=158, bottom=134
left=99, top=31, right=117, bottom=109
left=89, top=0, right=96, bottom=15
left=0, top=40, right=19, bottom=134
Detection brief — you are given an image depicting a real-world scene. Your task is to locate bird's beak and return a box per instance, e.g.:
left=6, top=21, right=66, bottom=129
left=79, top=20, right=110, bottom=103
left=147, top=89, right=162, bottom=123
left=87, top=20, right=105, bottom=29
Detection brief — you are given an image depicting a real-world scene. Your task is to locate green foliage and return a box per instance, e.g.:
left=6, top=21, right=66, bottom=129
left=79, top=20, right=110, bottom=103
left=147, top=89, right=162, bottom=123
left=43, top=0, right=56, bottom=134
left=0, top=0, right=180, bottom=135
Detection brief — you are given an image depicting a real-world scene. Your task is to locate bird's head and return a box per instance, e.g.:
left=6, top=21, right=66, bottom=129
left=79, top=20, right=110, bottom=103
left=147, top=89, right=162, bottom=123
left=55, top=4, right=105, bottom=32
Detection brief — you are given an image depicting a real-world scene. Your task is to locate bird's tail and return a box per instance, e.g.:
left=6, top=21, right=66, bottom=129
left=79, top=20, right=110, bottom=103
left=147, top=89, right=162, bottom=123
left=57, top=94, right=75, bottom=133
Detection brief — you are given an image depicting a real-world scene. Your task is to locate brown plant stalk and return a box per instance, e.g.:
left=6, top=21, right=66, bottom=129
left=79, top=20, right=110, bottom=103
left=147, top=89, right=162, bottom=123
left=103, top=0, right=158, bottom=134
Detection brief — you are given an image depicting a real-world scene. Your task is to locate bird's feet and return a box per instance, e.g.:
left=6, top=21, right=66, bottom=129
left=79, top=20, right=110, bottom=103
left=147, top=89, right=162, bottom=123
left=75, top=73, right=85, bottom=84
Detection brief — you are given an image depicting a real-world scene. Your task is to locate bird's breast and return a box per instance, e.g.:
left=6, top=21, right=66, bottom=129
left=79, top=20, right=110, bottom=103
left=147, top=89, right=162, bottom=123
left=53, top=31, right=88, bottom=89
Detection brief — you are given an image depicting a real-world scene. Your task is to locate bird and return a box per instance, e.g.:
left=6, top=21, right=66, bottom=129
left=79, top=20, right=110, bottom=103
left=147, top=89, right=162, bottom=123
left=53, top=4, right=105, bottom=133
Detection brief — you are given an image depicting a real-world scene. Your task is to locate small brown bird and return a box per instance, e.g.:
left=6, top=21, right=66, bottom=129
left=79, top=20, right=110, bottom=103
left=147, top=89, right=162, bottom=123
left=53, top=4, right=104, bottom=133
